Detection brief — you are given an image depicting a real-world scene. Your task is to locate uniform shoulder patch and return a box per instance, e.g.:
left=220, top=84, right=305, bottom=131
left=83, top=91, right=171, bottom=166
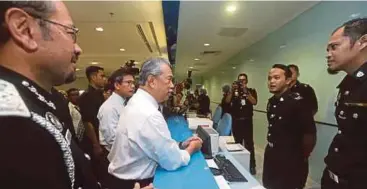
left=289, top=92, right=303, bottom=100
left=0, top=79, right=31, bottom=118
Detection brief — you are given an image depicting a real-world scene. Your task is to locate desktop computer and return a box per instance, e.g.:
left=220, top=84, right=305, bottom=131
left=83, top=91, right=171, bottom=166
left=196, top=126, right=219, bottom=158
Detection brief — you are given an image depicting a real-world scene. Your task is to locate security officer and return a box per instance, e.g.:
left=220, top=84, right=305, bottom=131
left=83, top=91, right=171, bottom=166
left=322, top=18, right=367, bottom=189
left=263, top=64, right=316, bottom=189
left=0, top=1, right=99, bottom=188
left=225, top=73, right=258, bottom=175
left=288, top=64, right=318, bottom=116
left=287, top=64, right=318, bottom=188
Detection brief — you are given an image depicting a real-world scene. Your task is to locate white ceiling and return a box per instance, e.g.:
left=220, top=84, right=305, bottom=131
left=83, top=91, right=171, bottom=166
left=175, top=1, right=319, bottom=79
left=64, top=1, right=168, bottom=78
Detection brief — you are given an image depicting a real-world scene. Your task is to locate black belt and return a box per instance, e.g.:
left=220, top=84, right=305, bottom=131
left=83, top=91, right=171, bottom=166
left=109, top=175, right=154, bottom=189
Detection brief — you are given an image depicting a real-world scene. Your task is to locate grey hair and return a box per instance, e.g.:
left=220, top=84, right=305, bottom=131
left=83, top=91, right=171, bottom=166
left=222, top=84, right=230, bottom=93
left=200, top=88, right=207, bottom=95
left=0, top=1, right=56, bottom=43
left=139, top=57, right=171, bottom=85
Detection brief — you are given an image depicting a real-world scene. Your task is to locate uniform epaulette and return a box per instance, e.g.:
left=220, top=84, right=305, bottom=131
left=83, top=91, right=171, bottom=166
left=289, top=92, right=303, bottom=100
left=0, top=79, right=31, bottom=118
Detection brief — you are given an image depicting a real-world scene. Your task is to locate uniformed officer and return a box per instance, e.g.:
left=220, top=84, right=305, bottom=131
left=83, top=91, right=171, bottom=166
left=288, top=64, right=318, bottom=116
left=263, top=64, right=316, bottom=189
left=322, top=18, right=367, bottom=189
left=78, top=65, right=106, bottom=183
left=0, top=1, right=100, bottom=188
left=225, top=73, right=258, bottom=175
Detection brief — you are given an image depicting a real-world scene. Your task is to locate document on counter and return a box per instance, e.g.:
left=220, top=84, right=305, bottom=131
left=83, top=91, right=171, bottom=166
left=214, top=176, right=231, bottom=189
left=206, top=159, right=218, bottom=169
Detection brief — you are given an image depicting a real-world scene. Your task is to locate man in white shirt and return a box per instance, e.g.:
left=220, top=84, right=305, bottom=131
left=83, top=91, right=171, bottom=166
left=67, top=88, right=84, bottom=142
left=98, top=68, right=135, bottom=152
left=97, top=68, right=135, bottom=188
left=108, top=57, right=203, bottom=189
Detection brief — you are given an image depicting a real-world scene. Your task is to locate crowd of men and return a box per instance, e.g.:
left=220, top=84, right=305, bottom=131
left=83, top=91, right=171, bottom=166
left=0, top=1, right=366, bottom=189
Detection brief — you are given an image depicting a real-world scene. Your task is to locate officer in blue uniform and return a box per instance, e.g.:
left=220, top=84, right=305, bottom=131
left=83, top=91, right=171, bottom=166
left=263, top=64, right=316, bottom=189
left=322, top=18, right=367, bottom=189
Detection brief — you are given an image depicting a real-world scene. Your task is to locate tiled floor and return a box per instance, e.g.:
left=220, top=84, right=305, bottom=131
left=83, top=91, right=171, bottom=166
left=252, top=145, right=321, bottom=189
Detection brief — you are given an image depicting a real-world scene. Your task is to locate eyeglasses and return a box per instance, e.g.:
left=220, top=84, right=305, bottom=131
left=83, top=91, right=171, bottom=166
left=27, top=12, right=79, bottom=43
left=122, top=80, right=135, bottom=87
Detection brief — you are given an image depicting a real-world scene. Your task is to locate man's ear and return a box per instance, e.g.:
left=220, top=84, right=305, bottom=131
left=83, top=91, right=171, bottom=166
left=359, top=34, right=367, bottom=51
left=285, top=77, right=292, bottom=85
left=5, top=8, right=38, bottom=51
left=147, top=75, right=156, bottom=88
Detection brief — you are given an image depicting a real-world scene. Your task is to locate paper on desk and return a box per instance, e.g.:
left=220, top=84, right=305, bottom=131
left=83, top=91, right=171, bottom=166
left=214, top=176, right=231, bottom=189
left=250, top=185, right=266, bottom=189
left=206, top=159, right=218, bottom=169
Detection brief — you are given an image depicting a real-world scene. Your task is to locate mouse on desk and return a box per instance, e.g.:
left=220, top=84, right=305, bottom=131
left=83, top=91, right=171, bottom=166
left=209, top=167, right=222, bottom=176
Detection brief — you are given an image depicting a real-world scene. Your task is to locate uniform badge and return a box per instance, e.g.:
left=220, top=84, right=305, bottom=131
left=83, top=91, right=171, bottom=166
left=45, top=112, right=63, bottom=131
left=0, top=79, right=30, bottom=118
left=280, top=97, right=284, bottom=102
left=356, top=71, right=364, bottom=78
left=353, top=113, right=358, bottom=119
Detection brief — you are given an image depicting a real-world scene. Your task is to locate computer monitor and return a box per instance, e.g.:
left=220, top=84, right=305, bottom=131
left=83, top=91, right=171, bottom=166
left=196, top=126, right=212, bottom=158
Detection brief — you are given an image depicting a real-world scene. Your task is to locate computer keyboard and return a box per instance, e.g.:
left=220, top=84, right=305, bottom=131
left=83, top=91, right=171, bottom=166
left=214, top=155, right=248, bottom=182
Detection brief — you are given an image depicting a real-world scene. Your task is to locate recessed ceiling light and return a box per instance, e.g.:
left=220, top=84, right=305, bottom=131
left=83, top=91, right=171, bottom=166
left=95, top=27, right=104, bottom=32
left=232, top=67, right=236, bottom=69
left=226, top=5, right=237, bottom=13
left=280, top=45, right=286, bottom=49
left=204, top=43, right=210, bottom=47
left=76, top=68, right=80, bottom=71
left=189, top=66, right=194, bottom=69
left=91, top=61, right=99, bottom=65
left=119, top=48, right=126, bottom=52
left=249, top=59, right=255, bottom=62
left=194, top=58, right=200, bottom=61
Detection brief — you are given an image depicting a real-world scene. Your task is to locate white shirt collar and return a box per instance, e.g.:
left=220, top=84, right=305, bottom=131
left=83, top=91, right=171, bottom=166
left=110, top=91, right=126, bottom=105
left=137, top=88, right=159, bottom=110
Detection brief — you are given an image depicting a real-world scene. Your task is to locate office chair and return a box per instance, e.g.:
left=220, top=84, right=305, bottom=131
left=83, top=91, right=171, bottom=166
left=216, top=113, right=232, bottom=136
left=212, top=105, right=222, bottom=130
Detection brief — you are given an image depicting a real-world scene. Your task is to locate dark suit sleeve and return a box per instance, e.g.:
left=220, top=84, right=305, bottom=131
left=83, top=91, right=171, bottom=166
left=78, top=93, right=94, bottom=123
left=0, top=117, right=71, bottom=189
left=306, top=86, right=318, bottom=115
left=296, top=100, right=317, bottom=157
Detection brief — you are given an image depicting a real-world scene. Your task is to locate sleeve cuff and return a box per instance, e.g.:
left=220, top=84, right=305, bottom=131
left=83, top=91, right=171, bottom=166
left=180, top=149, right=191, bottom=166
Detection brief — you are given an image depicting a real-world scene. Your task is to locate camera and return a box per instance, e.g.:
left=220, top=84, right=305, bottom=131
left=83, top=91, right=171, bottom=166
left=233, top=80, right=247, bottom=97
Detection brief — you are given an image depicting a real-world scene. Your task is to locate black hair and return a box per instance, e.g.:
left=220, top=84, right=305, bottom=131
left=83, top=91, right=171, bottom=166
left=272, top=64, right=292, bottom=79
left=66, top=88, right=79, bottom=96
left=85, top=66, right=104, bottom=81
left=0, top=1, right=55, bottom=43
left=333, top=18, right=367, bottom=45
left=287, top=64, right=299, bottom=74
left=237, top=73, right=248, bottom=80
left=106, top=68, right=134, bottom=91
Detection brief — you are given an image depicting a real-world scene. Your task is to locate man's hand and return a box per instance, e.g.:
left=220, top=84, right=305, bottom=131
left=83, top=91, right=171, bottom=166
left=133, top=183, right=154, bottom=189
left=185, top=139, right=203, bottom=155
left=181, top=136, right=202, bottom=149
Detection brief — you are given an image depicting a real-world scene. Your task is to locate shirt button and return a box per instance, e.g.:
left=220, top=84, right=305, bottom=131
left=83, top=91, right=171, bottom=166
left=268, top=133, right=271, bottom=136
left=334, top=148, right=339, bottom=152
left=338, top=130, right=342, bottom=134
left=279, top=116, right=282, bottom=120
left=273, top=105, right=276, bottom=108
left=269, top=124, right=272, bottom=127
left=271, top=114, right=275, bottom=118
left=340, top=111, right=344, bottom=115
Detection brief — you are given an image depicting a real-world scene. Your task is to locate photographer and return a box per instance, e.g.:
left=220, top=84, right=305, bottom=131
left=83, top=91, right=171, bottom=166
left=225, top=73, right=257, bottom=175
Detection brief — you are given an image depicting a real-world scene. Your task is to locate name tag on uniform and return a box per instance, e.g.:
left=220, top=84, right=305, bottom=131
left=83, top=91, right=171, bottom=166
left=65, top=129, right=72, bottom=146
left=241, top=99, right=246, bottom=106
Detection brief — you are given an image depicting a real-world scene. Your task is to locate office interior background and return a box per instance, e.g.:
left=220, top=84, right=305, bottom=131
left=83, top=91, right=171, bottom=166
left=58, top=1, right=367, bottom=187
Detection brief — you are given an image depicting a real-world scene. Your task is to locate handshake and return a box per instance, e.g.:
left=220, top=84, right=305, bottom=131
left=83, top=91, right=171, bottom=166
left=181, top=136, right=203, bottom=154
